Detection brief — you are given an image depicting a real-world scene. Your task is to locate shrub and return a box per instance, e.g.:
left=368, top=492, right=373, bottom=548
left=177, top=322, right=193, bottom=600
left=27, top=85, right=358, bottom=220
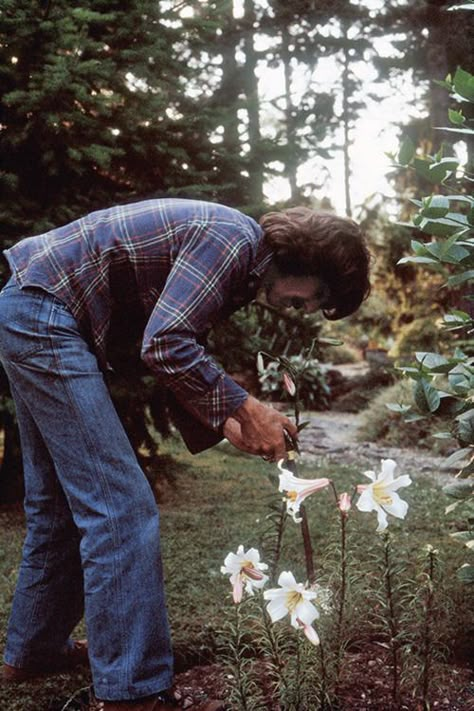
left=359, top=381, right=455, bottom=454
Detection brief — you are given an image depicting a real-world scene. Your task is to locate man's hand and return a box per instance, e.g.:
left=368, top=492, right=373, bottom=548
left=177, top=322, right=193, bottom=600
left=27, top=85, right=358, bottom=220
left=223, top=395, right=298, bottom=462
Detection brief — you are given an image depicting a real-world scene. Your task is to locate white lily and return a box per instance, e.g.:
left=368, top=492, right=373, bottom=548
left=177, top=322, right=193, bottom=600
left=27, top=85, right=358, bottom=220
left=356, top=458, right=412, bottom=532
left=221, top=545, right=269, bottom=603
left=264, top=571, right=320, bottom=645
left=278, top=461, right=330, bottom=523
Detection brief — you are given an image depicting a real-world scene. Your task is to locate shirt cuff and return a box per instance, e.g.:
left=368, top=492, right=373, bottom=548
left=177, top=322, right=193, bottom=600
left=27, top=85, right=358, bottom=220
left=172, top=371, right=248, bottom=432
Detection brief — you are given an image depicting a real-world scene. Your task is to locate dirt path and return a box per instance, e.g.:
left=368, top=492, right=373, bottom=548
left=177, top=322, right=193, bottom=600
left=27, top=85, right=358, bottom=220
left=298, top=410, right=458, bottom=485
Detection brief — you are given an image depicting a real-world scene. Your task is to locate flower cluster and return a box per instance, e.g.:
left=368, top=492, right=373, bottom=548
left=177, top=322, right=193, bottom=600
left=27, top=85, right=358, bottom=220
left=221, top=458, right=412, bottom=646
left=221, top=546, right=323, bottom=645
left=278, top=457, right=411, bottom=533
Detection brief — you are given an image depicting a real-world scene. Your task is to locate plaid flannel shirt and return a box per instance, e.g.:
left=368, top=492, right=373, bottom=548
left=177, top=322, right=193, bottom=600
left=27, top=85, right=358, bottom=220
left=5, top=199, right=273, bottom=436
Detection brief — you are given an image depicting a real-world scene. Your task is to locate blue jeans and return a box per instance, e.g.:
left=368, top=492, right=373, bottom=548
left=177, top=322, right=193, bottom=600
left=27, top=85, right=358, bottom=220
left=0, top=278, right=173, bottom=701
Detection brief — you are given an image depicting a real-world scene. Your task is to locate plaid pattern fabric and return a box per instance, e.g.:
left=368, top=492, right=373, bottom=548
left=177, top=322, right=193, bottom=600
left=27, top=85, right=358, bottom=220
left=5, top=199, right=272, bottom=431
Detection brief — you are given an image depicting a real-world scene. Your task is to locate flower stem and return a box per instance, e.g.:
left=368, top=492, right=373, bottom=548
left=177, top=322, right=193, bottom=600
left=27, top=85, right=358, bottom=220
left=285, top=450, right=316, bottom=584
left=421, top=547, right=437, bottom=710
left=318, top=633, right=329, bottom=711
left=382, top=532, right=401, bottom=709
left=336, top=508, right=347, bottom=682
left=300, top=503, right=316, bottom=584
left=257, top=593, right=289, bottom=695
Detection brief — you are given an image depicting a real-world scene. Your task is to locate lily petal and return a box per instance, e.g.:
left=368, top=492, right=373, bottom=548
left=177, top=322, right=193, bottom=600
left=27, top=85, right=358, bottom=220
left=278, top=571, right=298, bottom=589
left=356, top=487, right=376, bottom=512
left=266, top=598, right=290, bottom=623
left=382, top=491, right=409, bottom=519
left=389, top=474, right=412, bottom=491
left=375, top=505, right=389, bottom=533
left=303, top=623, right=320, bottom=646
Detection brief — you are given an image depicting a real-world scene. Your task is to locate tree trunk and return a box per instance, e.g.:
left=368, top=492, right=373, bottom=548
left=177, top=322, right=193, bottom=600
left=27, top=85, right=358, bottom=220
left=243, top=0, right=264, bottom=204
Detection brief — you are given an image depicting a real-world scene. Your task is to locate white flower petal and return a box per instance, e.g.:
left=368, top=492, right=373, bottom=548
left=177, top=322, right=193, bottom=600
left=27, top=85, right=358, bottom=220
left=295, top=599, right=319, bottom=625
left=382, top=491, right=408, bottom=519
left=389, top=475, right=412, bottom=491
left=356, top=487, right=376, bottom=512
left=380, top=459, right=397, bottom=482
left=277, top=571, right=298, bottom=589
left=375, top=505, right=389, bottom=532
left=233, top=577, right=243, bottom=604
left=263, top=588, right=284, bottom=600
left=266, top=597, right=289, bottom=623
left=363, top=469, right=376, bottom=482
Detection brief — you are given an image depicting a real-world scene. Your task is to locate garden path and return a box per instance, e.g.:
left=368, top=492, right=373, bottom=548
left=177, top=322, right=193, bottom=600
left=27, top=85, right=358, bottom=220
left=298, top=409, right=458, bottom=485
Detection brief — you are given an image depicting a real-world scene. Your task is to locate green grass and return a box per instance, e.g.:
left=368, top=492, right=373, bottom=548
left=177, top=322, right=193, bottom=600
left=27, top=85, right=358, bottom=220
left=0, top=437, right=473, bottom=710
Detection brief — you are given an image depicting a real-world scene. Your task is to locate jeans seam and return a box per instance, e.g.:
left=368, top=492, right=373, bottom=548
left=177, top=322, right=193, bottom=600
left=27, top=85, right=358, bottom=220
left=48, top=304, right=131, bottom=691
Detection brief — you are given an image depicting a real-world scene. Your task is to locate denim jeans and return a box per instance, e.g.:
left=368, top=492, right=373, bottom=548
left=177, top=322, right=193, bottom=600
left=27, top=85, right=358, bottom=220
left=0, top=278, right=173, bottom=701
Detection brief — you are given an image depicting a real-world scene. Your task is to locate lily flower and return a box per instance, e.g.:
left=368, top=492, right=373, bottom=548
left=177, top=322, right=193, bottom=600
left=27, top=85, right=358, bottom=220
left=278, top=461, right=330, bottom=523
left=356, top=458, right=412, bottom=532
left=221, top=545, right=269, bottom=603
left=264, top=571, right=320, bottom=645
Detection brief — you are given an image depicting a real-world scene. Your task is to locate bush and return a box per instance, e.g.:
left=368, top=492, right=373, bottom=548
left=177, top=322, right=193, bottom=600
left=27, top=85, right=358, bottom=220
left=358, top=381, right=454, bottom=454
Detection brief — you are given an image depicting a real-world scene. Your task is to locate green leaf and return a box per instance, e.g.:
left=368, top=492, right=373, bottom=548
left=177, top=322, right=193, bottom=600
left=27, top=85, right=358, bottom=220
left=297, top=421, right=310, bottom=432
left=455, top=411, right=474, bottom=445
left=434, top=126, right=474, bottom=135
left=420, top=195, right=450, bottom=218
left=448, top=108, right=466, bottom=125
left=417, top=217, right=466, bottom=238
left=457, top=564, right=474, bottom=585
left=398, top=256, right=439, bottom=265
left=453, top=67, right=474, bottom=102
left=404, top=412, right=427, bottom=422
left=458, top=452, right=474, bottom=478
left=415, top=352, right=450, bottom=370
left=414, top=379, right=441, bottom=413
left=398, top=136, right=416, bottom=166
left=447, top=270, right=474, bottom=286
left=386, top=403, right=412, bottom=414
left=445, top=500, right=461, bottom=514
left=421, top=157, right=459, bottom=184
left=450, top=531, right=474, bottom=545
left=444, top=310, right=472, bottom=326
left=442, top=478, right=474, bottom=499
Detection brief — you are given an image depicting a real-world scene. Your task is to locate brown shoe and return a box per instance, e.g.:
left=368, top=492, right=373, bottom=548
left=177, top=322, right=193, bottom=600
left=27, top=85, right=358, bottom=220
left=1, top=639, right=89, bottom=682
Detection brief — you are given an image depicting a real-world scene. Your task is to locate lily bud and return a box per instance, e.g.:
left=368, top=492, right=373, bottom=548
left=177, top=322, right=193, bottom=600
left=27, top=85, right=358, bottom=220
left=338, top=492, right=352, bottom=513
left=283, top=372, right=296, bottom=396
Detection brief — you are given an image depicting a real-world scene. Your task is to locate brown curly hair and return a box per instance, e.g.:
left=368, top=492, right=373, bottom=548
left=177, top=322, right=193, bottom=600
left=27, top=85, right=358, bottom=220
left=260, top=206, right=371, bottom=320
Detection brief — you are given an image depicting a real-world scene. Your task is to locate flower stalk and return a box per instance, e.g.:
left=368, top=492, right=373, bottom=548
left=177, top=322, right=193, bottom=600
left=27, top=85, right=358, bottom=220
left=421, top=545, right=438, bottom=710
left=382, top=531, right=402, bottom=709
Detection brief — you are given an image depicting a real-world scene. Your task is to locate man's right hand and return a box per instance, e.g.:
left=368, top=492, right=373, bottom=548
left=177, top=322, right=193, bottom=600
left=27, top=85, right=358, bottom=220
left=223, top=395, right=298, bottom=462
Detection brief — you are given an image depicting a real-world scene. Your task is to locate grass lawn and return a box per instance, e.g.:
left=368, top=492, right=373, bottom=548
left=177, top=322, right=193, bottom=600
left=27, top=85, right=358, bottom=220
left=0, top=436, right=473, bottom=710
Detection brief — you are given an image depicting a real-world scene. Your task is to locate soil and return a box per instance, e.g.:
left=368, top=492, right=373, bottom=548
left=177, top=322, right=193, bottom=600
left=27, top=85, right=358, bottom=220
left=172, top=406, right=474, bottom=711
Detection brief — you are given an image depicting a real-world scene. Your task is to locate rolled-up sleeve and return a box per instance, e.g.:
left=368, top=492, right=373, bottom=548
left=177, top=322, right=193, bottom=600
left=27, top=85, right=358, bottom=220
left=141, top=220, right=253, bottom=431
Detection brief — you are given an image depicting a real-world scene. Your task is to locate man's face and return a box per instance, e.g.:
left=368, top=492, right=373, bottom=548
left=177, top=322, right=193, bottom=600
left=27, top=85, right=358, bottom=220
left=263, top=275, right=330, bottom=314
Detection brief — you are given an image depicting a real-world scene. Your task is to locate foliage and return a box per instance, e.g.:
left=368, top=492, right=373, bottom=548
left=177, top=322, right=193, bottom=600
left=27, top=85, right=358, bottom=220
left=208, top=302, right=324, bottom=383
left=258, top=355, right=331, bottom=412
left=388, top=62, right=474, bottom=582
left=359, top=380, right=453, bottom=454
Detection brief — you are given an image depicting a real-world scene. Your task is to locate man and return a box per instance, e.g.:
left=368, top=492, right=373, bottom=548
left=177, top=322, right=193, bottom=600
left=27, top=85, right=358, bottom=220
left=0, top=199, right=370, bottom=710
